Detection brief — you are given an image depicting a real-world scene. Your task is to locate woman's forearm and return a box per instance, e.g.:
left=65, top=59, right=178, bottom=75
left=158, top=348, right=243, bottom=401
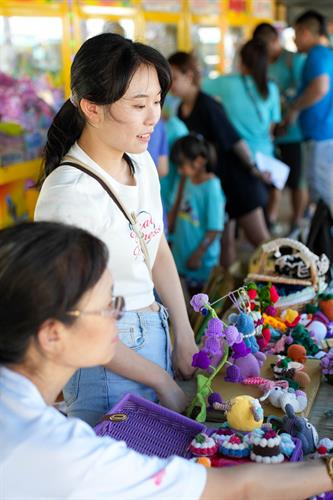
left=202, top=460, right=332, bottom=500
left=103, top=341, right=188, bottom=412
left=233, top=140, right=257, bottom=174
left=104, top=341, right=167, bottom=389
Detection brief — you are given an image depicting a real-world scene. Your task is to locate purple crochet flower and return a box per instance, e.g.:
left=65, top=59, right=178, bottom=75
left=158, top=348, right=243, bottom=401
left=203, top=336, right=222, bottom=356
left=232, top=341, right=251, bottom=359
left=321, top=349, right=333, bottom=374
left=206, top=318, right=223, bottom=336
left=192, top=350, right=211, bottom=370
left=224, top=325, right=242, bottom=346
left=190, top=293, right=209, bottom=312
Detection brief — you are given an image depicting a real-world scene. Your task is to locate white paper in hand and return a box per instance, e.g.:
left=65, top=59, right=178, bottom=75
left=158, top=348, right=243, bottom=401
left=255, top=152, right=290, bottom=190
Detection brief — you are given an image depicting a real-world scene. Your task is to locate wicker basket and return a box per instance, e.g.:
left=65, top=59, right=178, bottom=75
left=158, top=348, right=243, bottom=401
left=94, top=393, right=303, bottom=463
left=247, top=238, right=329, bottom=311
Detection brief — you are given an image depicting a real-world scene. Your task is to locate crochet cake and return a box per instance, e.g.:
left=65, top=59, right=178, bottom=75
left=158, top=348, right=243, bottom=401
left=189, top=433, right=218, bottom=457
left=210, top=428, right=234, bottom=446
left=219, top=434, right=250, bottom=458
left=248, top=429, right=284, bottom=464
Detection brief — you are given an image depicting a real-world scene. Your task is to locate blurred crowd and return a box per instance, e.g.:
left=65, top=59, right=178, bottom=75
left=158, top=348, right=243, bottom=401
left=152, top=9, right=333, bottom=296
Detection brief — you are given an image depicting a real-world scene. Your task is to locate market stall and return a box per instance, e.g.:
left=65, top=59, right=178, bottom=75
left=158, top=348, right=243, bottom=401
left=0, top=0, right=278, bottom=228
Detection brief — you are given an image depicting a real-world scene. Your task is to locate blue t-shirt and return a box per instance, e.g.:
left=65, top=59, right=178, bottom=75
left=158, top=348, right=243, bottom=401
left=299, top=45, right=333, bottom=141
left=203, top=74, right=281, bottom=158
left=172, top=177, right=225, bottom=283
left=269, top=49, right=305, bottom=144
left=147, top=119, right=168, bottom=167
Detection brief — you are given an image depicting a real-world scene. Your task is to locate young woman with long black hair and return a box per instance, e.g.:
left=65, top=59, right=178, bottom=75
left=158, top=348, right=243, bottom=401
left=35, top=33, right=198, bottom=426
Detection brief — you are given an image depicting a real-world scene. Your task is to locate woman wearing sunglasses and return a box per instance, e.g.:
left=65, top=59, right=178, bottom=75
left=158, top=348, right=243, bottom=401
left=0, top=221, right=332, bottom=499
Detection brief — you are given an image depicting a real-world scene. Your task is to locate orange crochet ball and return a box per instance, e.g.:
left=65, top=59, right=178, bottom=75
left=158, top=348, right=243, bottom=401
left=287, top=344, right=307, bottom=364
left=196, top=457, right=211, bottom=468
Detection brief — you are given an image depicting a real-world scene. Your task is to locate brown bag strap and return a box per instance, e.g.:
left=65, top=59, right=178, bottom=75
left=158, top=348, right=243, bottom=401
left=60, top=155, right=152, bottom=278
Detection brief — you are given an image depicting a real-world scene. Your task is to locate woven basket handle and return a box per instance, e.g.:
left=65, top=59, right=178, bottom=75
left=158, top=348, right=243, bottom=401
left=259, top=238, right=318, bottom=288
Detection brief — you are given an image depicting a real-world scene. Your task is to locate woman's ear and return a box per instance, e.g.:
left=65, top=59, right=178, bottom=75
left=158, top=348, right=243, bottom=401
left=79, top=98, right=103, bottom=127
left=36, top=319, right=66, bottom=359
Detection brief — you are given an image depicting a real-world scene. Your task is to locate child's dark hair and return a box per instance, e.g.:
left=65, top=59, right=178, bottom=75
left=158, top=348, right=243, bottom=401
left=43, top=33, right=171, bottom=180
left=171, top=133, right=217, bottom=173
left=167, top=51, right=201, bottom=87
left=240, top=39, right=269, bottom=99
left=0, top=221, right=108, bottom=364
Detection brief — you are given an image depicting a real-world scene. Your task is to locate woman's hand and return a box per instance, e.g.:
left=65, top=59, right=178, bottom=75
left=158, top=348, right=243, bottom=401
left=172, top=330, right=198, bottom=380
left=187, top=250, right=202, bottom=270
left=155, top=373, right=190, bottom=413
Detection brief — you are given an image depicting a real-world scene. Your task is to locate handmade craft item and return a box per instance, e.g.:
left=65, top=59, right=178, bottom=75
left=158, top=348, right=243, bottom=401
left=319, top=294, right=333, bottom=321
left=247, top=429, right=284, bottom=463
left=320, top=349, right=333, bottom=384
left=211, top=395, right=264, bottom=432
left=305, top=320, right=328, bottom=344
left=269, top=404, right=319, bottom=455
left=219, top=434, right=250, bottom=458
left=247, top=238, right=329, bottom=311
left=287, top=344, right=307, bottom=364
left=260, top=382, right=308, bottom=413
left=271, top=355, right=311, bottom=388
left=189, top=433, right=219, bottom=457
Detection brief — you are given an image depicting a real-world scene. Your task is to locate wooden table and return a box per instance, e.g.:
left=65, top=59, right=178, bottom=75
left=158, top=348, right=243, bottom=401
left=211, top=355, right=322, bottom=418
left=181, top=355, right=332, bottom=437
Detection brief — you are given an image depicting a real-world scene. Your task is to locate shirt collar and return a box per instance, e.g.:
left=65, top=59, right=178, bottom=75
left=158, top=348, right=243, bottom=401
left=0, top=366, right=47, bottom=409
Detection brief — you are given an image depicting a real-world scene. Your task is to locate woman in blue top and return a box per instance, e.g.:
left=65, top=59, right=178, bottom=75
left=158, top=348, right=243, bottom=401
left=169, top=134, right=225, bottom=295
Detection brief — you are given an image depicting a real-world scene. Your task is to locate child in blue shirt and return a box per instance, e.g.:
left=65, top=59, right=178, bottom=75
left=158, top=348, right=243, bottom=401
left=169, top=134, right=225, bottom=294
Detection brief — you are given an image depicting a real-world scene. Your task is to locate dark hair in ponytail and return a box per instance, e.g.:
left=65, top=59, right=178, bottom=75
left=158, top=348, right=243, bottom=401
left=43, top=33, right=171, bottom=179
left=171, top=133, right=217, bottom=173
left=240, top=39, right=269, bottom=99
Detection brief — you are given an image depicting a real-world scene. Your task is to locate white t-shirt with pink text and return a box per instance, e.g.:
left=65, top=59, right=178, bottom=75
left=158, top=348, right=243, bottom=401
left=35, top=143, right=163, bottom=310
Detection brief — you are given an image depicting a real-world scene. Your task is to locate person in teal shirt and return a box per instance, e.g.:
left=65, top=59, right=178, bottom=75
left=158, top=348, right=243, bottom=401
left=169, top=134, right=225, bottom=294
left=203, top=40, right=281, bottom=160
left=253, top=22, right=307, bottom=232
left=203, top=39, right=280, bottom=230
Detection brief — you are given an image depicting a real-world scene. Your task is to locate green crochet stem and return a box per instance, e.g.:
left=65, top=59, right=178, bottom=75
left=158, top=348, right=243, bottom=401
left=186, top=342, right=230, bottom=423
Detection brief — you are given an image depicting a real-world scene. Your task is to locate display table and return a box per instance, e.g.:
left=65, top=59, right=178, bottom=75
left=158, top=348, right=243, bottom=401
left=211, top=355, right=322, bottom=418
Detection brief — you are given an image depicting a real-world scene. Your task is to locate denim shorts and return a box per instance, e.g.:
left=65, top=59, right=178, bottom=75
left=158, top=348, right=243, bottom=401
left=304, top=139, right=333, bottom=212
left=63, top=304, right=172, bottom=427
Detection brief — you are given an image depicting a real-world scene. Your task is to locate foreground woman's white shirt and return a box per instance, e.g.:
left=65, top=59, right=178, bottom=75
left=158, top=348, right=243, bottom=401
left=0, top=367, right=206, bottom=499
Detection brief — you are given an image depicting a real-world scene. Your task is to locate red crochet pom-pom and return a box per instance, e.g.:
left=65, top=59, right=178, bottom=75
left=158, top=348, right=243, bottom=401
left=317, top=446, right=327, bottom=455
left=247, top=289, right=257, bottom=300
left=262, top=327, right=271, bottom=342
left=250, top=302, right=256, bottom=311
left=269, top=285, right=279, bottom=303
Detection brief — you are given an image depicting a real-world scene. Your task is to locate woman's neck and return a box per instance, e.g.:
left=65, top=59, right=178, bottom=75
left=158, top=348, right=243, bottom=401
left=78, top=128, right=135, bottom=186
left=9, top=362, right=74, bottom=406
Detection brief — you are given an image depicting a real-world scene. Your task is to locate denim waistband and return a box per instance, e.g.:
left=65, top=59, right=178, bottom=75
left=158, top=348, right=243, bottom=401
left=119, top=303, right=169, bottom=325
